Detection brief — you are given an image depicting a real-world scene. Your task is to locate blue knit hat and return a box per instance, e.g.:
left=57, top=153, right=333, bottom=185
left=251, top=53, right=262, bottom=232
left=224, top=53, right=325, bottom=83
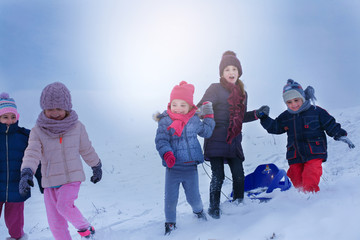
left=0, top=92, right=19, bottom=120
left=282, top=79, right=316, bottom=105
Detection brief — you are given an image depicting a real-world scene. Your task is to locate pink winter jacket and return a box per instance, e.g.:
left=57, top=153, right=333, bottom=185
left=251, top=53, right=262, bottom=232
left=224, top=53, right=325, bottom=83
left=21, top=121, right=100, bottom=188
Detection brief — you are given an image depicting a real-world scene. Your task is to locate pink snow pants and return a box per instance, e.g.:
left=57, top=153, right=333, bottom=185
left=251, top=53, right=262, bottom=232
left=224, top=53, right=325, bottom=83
left=44, top=181, right=89, bottom=240
left=0, top=202, right=24, bottom=239
left=287, top=158, right=323, bottom=193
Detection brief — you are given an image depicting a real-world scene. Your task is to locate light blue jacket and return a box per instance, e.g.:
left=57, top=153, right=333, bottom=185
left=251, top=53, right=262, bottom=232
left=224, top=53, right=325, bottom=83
left=155, top=111, right=215, bottom=168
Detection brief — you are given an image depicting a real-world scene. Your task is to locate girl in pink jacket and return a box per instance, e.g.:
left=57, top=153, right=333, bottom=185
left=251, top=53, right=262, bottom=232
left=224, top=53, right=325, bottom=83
left=19, top=82, right=102, bottom=240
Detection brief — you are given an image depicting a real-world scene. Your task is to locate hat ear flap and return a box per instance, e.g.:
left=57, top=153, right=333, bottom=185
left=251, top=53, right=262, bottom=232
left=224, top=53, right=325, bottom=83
left=304, top=86, right=316, bottom=105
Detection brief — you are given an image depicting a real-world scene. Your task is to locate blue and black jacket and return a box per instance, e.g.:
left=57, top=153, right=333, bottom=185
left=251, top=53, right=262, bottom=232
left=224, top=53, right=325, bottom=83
left=260, top=105, right=347, bottom=165
left=0, top=122, right=43, bottom=202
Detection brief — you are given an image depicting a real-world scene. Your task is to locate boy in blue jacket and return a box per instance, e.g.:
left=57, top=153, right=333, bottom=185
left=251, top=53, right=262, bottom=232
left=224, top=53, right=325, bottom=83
left=155, top=81, right=215, bottom=235
left=257, top=79, right=355, bottom=193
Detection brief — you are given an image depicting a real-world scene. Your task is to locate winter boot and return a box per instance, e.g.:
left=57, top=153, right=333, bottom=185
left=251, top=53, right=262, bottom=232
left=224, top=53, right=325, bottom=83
left=78, top=226, right=95, bottom=239
left=232, top=198, right=244, bottom=206
left=164, top=222, right=176, bottom=235
left=208, top=190, right=221, bottom=219
left=6, top=233, right=28, bottom=240
left=194, top=210, right=208, bottom=221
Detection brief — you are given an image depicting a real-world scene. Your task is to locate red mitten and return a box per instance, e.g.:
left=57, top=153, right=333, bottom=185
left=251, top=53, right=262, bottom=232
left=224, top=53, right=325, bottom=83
left=164, top=151, right=176, bottom=168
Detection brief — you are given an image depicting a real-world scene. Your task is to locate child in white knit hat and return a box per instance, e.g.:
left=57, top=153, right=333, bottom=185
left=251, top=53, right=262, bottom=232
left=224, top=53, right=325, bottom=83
left=257, top=79, right=355, bottom=193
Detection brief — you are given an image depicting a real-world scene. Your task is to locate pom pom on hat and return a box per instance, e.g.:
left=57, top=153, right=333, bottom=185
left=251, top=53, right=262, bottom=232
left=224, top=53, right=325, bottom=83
left=0, top=92, right=19, bottom=120
left=40, top=82, right=72, bottom=111
left=283, top=79, right=317, bottom=105
left=170, top=81, right=195, bottom=106
left=219, top=51, right=243, bottom=78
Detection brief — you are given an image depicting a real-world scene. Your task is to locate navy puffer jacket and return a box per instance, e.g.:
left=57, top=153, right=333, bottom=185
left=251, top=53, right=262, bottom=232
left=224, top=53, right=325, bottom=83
left=0, top=122, right=30, bottom=202
left=155, top=111, right=215, bottom=168
left=197, top=83, right=257, bottom=160
left=260, top=105, right=347, bottom=165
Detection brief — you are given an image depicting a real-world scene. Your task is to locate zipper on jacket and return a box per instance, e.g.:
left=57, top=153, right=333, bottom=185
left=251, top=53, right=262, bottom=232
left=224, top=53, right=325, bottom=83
left=184, top=126, right=194, bottom=163
left=5, top=125, right=9, bottom=202
left=60, top=134, right=70, bottom=183
left=293, top=114, right=304, bottom=162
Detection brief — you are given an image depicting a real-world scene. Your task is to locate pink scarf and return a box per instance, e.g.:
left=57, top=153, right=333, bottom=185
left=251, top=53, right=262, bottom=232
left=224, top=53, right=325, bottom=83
left=36, top=110, right=79, bottom=136
left=166, top=105, right=197, bottom=137
left=220, top=77, right=246, bottom=144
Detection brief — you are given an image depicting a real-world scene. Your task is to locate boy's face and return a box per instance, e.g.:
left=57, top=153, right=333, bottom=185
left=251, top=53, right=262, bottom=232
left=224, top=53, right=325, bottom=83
left=0, top=113, right=17, bottom=126
left=170, top=99, right=190, bottom=114
left=286, top=97, right=303, bottom=111
left=44, top=108, right=67, bottom=120
left=222, top=65, right=239, bottom=84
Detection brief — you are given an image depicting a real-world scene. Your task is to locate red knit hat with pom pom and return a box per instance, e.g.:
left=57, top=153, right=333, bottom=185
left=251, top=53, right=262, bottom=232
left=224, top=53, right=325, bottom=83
left=169, top=81, right=195, bottom=106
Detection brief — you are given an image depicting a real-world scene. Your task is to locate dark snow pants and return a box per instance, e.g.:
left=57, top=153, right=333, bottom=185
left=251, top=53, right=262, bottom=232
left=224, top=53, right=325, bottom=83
left=209, top=157, right=244, bottom=208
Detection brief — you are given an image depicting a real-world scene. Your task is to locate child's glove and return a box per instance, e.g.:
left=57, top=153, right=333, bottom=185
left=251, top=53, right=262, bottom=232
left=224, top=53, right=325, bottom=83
left=90, top=160, right=102, bottom=184
left=336, top=136, right=355, bottom=149
left=164, top=151, right=176, bottom=168
left=198, top=102, right=214, bottom=118
left=255, top=105, right=270, bottom=119
left=19, top=168, right=34, bottom=197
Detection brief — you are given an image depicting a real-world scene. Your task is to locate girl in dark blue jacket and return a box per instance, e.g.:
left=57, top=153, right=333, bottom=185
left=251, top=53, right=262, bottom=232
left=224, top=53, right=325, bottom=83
left=155, top=81, right=215, bottom=235
left=258, top=79, right=355, bottom=193
left=0, top=93, right=34, bottom=240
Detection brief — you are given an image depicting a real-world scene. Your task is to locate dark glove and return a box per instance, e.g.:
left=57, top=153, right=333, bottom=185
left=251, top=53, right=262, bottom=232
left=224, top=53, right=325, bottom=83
left=255, top=105, right=270, bottom=119
left=19, top=168, right=34, bottom=197
left=198, top=102, right=214, bottom=118
left=336, top=136, right=355, bottom=149
left=90, top=160, right=102, bottom=184
left=164, top=151, right=176, bottom=168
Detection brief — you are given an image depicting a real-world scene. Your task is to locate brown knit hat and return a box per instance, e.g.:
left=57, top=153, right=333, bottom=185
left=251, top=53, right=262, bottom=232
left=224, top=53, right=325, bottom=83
left=219, top=51, right=242, bottom=78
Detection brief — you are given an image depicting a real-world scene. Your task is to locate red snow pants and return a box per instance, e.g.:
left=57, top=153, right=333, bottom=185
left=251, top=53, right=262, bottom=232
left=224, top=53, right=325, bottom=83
left=287, top=158, right=323, bottom=193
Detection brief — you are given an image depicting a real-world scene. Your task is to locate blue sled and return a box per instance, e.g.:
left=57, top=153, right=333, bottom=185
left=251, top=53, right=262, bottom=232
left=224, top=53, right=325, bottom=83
left=231, top=163, right=292, bottom=202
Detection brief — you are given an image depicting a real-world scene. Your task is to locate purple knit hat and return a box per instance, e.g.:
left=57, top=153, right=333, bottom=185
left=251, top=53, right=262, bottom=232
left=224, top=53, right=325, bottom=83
left=219, top=51, right=243, bottom=78
left=40, top=82, right=72, bottom=111
left=0, top=92, right=19, bottom=120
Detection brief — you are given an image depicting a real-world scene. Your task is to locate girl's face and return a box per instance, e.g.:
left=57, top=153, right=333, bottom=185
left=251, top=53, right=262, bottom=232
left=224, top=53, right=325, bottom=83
left=0, top=113, right=17, bottom=126
left=286, top=98, right=303, bottom=111
left=222, top=65, right=239, bottom=84
left=170, top=99, right=190, bottom=114
left=44, top=108, right=67, bottom=120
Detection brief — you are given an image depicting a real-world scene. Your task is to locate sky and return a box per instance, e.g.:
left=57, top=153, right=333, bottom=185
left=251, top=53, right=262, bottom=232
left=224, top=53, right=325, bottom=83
left=1, top=0, right=360, bottom=125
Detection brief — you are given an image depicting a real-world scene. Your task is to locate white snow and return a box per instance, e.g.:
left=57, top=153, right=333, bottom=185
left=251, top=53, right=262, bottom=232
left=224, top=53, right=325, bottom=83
left=1, top=102, right=359, bottom=240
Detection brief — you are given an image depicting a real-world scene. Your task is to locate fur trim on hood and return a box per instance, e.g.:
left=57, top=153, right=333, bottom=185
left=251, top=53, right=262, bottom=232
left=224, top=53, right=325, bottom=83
left=152, top=111, right=161, bottom=122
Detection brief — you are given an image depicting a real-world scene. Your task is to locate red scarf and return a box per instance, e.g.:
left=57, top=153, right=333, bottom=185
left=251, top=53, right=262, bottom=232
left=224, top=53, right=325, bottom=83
left=220, top=77, right=246, bottom=144
left=166, top=105, right=197, bottom=137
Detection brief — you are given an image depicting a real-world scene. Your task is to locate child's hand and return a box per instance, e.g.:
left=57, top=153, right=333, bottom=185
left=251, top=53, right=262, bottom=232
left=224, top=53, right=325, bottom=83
left=337, top=136, right=355, bottom=149
left=164, top=151, right=176, bottom=168
left=198, top=101, right=214, bottom=118
left=91, top=160, right=102, bottom=184
left=19, top=168, right=34, bottom=196
left=255, top=105, right=270, bottom=119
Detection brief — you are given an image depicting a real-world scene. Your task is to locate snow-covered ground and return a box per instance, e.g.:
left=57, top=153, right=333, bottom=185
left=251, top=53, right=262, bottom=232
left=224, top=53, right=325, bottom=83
left=1, top=104, right=359, bottom=240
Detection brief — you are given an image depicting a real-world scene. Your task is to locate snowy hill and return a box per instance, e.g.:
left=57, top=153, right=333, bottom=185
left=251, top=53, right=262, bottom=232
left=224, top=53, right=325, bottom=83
left=1, top=104, right=359, bottom=240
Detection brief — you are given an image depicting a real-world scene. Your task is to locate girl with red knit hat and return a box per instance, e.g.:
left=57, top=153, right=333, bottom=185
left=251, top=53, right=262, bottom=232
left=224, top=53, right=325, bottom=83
left=197, top=51, right=269, bottom=219
left=154, top=81, right=215, bottom=235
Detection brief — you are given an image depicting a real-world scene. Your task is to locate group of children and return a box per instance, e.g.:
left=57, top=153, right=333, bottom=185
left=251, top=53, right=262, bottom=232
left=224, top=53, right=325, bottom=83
left=155, top=50, right=355, bottom=235
left=0, top=51, right=355, bottom=239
